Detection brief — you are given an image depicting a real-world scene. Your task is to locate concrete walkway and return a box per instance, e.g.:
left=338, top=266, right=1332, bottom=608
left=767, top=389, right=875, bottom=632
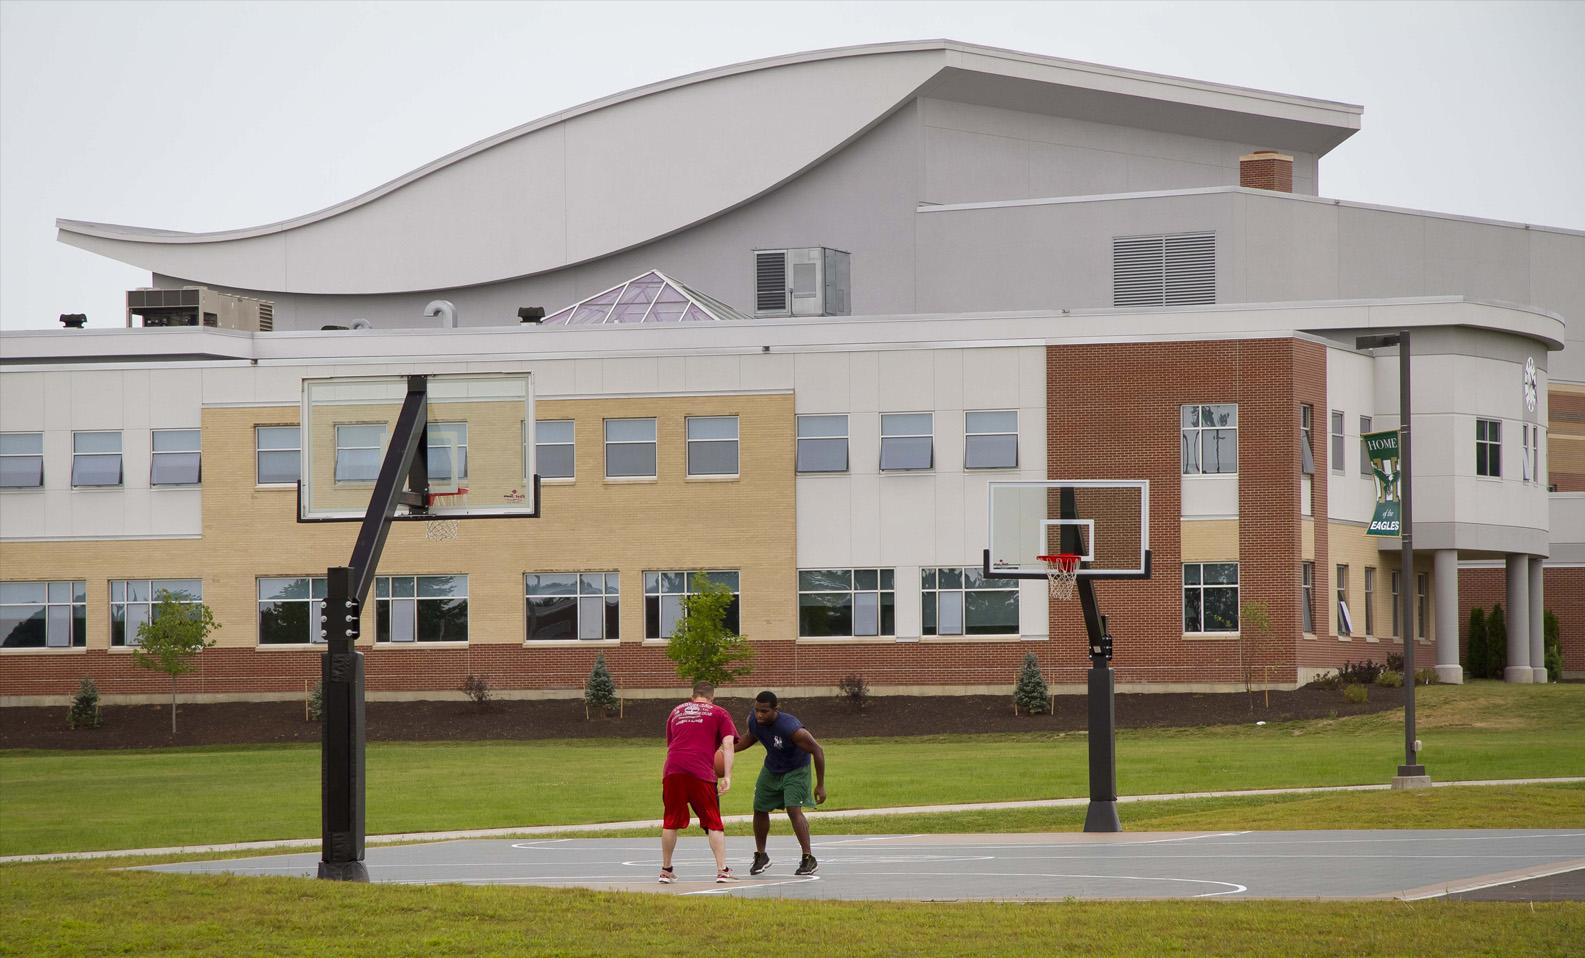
left=5, top=776, right=1579, bottom=865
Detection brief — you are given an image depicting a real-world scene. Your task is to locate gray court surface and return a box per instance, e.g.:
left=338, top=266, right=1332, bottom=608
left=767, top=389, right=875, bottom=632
left=142, top=830, right=1585, bottom=901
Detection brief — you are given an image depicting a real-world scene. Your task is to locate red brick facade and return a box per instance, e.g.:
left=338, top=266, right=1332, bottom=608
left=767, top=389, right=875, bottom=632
left=1458, top=566, right=1585, bottom=676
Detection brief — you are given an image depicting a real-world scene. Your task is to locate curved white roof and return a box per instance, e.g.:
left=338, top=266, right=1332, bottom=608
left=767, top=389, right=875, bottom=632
left=56, top=40, right=1361, bottom=296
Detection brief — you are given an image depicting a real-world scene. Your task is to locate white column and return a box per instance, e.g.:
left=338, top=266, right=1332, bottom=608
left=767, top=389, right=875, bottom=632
left=1503, top=554, right=1533, bottom=683
left=1433, top=550, right=1462, bottom=684
left=1529, top=557, right=1547, bottom=683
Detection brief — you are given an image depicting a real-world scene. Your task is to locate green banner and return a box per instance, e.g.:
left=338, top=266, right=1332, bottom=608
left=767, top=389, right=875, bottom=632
left=1363, top=429, right=1401, bottom=537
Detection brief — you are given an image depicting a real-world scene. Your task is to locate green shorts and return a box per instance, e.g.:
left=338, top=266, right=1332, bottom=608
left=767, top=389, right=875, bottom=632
left=753, top=763, right=815, bottom=813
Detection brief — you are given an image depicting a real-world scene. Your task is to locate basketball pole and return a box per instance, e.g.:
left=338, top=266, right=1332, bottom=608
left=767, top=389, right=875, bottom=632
left=1058, top=486, right=1122, bottom=832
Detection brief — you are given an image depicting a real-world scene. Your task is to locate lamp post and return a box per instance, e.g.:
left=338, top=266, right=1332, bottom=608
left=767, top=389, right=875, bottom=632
left=1357, top=331, right=1429, bottom=787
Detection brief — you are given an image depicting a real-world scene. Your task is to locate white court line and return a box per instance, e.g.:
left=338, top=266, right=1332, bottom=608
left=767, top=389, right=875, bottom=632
left=509, top=840, right=574, bottom=849
left=1401, top=860, right=1585, bottom=902
left=686, top=875, right=822, bottom=896
left=815, top=835, right=925, bottom=846
left=851, top=870, right=1247, bottom=899
left=1115, top=831, right=1251, bottom=844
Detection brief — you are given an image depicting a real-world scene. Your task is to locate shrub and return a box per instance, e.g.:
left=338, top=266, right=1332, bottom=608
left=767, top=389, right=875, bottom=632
left=666, top=573, right=754, bottom=687
left=67, top=677, right=102, bottom=730
left=1485, top=604, right=1509, bottom=679
left=307, top=680, right=324, bottom=722
left=461, top=674, right=492, bottom=707
left=1385, top=652, right=1405, bottom=673
left=1342, top=683, right=1369, bottom=704
left=1306, top=660, right=1385, bottom=691
left=1414, top=668, right=1439, bottom=686
left=1374, top=670, right=1403, bottom=688
left=585, top=654, right=619, bottom=717
left=1464, top=607, right=1489, bottom=679
left=1544, top=611, right=1562, bottom=683
left=837, top=674, right=871, bottom=713
left=1013, top=653, right=1050, bottom=715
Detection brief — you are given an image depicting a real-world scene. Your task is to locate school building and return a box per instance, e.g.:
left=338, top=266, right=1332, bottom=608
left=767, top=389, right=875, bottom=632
left=4, top=40, right=1582, bottom=702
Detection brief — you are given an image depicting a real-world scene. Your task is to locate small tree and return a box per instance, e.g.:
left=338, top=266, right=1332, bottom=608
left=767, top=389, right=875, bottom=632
left=585, top=654, right=619, bottom=718
left=307, top=679, right=325, bottom=722
left=665, top=573, right=754, bottom=687
left=132, top=590, right=219, bottom=734
left=67, top=677, right=102, bottom=730
left=1486, top=603, right=1508, bottom=680
left=1465, top=607, right=1489, bottom=680
left=461, top=674, right=492, bottom=708
left=1238, top=600, right=1273, bottom=713
left=1543, top=610, right=1562, bottom=683
left=1013, top=652, right=1050, bottom=715
left=838, top=674, right=871, bottom=713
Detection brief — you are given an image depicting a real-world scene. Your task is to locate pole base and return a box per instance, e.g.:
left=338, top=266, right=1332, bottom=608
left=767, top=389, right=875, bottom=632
left=1083, top=800, right=1123, bottom=833
left=1392, top=764, right=1432, bottom=790
left=317, top=859, right=369, bottom=882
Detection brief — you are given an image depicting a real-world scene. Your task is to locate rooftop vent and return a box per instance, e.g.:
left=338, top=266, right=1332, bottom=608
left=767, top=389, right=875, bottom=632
left=754, top=247, right=850, bottom=317
left=59, top=313, right=87, bottom=329
left=126, top=286, right=274, bottom=331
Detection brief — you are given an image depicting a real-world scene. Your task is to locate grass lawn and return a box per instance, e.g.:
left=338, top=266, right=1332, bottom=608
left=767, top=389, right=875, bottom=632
left=3, top=682, right=1582, bottom=856
left=2, top=856, right=1581, bottom=957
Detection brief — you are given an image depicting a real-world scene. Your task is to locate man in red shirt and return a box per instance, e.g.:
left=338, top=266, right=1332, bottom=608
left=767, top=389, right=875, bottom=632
left=660, top=680, right=740, bottom=883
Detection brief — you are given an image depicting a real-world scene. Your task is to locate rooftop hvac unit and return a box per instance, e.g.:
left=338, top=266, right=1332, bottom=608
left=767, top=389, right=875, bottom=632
left=126, top=286, right=276, bottom=331
left=754, top=247, right=850, bottom=317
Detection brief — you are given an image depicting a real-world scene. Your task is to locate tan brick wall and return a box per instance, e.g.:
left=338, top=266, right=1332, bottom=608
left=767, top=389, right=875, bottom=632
left=1181, top=519, right=1239, bottom=562
left=1549, top=385, right=1585, bottom=492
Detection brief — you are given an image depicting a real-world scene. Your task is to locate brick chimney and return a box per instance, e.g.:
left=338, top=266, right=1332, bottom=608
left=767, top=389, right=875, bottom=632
left=1240, top=151, right=1293, bottom=192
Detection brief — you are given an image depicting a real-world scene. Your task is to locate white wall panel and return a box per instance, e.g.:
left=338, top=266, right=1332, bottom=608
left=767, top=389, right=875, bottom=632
left=0, top=372, right=45, bottom=430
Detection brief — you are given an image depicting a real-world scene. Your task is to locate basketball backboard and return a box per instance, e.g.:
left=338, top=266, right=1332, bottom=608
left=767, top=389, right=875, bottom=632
left=985, top=480, right=1150, bottom=579
left=299, top=373, right=536, bottom=521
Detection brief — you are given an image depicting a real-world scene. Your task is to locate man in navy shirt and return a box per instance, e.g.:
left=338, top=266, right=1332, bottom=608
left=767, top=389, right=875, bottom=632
left=733, top=690, right=827, bottom=876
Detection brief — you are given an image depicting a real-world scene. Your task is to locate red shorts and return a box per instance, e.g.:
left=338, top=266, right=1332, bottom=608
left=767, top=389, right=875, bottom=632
left=662, top=773, right=723, bottom=832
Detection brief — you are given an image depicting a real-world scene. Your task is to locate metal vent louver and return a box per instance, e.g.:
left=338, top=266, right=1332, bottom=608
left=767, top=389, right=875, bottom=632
left=1112, top=232, right=1215, bottom=307
left=755, top=251, right=788, bottom=314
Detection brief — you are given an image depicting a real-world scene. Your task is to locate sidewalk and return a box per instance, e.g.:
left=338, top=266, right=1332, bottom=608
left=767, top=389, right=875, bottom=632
left=5, top=776, right=1579, bottom=864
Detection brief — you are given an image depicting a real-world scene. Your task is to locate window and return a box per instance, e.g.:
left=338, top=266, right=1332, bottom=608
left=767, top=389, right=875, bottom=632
left=1475, top=419, right=1501, bottom=477
left=1112, top=231, right=1215, bottom=306
left=921, top=567, right=1019, bottom=636
left=427, top=422, right=468, bottom=483
left=71, top=431, right=122, bottom=487
left=964, top=411, right=1018, bottom=469
left=0, top=433, right=44, bottom=488
left=1330, top=410, right=1345, bottom=474
left=605, top=418, right=656, bottom=478
left=880, top=413, right=932, bottom=471
left=1, top=581, right=86, bottom=648
left=646, top=571, right=739, bottom=639
left=687, top=416, right=739, bottom=476
left=1299, top=405, right=1315, bottom=475
left=525, top=573, right=619, bottom=641
left=1301, top=563, right=1315, bottom=633
left=1181, top=404, right=1237, bottom=474
left=796, top=415, right=848, bottom=473
left=258, top=576, right=325, bottom=645
left=256, top=426, right=301, bottom=485
left=1359, top=416, right=1374, bottom=477
left=1364, top=567, right=1376, bottom=637
left=375, top=575, right=468, bottom=643
left=150, top=429, right=200, bottom=486
left=1417, top=573, right=1428, bottom=640
left=335, top=424, right=384, bottom=482
left=1521, top=424, right=1534, bottom=483
left=537, top=420, right=575, bottom=479
left=1183, top=562, right=1239, bottom=633
left=111, top=579, right=201, bottom=647
left=1391, top=571, right=1401, bottom=638
left=798, top=569, right=895, bottom=637
left=1336, top=564, right=1352, bottom=636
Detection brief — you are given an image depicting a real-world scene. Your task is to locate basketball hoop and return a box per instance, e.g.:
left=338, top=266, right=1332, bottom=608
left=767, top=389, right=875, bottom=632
left=1037, top=553, right=1082, bottom=601
left=422, top=488, right=468, bottom=541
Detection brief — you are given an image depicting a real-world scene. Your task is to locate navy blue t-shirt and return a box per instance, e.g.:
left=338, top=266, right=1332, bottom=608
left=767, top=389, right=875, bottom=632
left=746, top=710, right=810, bottom=775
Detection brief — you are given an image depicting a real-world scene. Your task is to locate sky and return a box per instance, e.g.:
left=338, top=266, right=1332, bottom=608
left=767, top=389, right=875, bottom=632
left=1, top=0, right=1581, bottom=331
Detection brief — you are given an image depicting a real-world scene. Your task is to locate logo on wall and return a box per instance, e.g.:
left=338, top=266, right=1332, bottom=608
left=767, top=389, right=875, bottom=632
left=1363, top=429, right=1402, bottom=537
left=1524, top=357, right=1538, bottom=413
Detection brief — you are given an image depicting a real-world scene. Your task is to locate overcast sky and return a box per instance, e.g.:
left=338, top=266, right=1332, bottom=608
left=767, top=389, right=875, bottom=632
left=1, top=0, right=1581, bottom=332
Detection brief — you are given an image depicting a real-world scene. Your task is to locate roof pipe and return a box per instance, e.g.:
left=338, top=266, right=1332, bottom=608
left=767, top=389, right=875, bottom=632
left=422, top=300, right=457, bottom=328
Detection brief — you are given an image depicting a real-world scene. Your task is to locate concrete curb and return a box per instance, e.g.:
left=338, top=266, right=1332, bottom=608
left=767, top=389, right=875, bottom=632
left=5, top=775, right=1579, bottom=865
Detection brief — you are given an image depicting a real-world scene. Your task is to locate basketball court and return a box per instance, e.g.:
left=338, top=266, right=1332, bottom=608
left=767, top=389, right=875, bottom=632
left=143, top=830, right=1585, bottom=901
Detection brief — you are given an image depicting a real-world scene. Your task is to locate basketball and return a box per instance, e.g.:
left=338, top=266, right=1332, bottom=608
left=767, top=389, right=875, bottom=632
left=714, top=747, right=727, bottom=778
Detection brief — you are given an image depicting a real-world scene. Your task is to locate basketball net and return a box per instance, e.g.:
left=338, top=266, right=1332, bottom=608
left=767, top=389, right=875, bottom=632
left=1038, top=553, right=1081, bottom=601
left=423, top=488, right=468, bottom=541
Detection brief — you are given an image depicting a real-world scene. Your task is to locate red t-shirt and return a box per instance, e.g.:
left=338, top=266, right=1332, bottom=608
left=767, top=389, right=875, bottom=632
left=663, top=700, right=739, bottom=781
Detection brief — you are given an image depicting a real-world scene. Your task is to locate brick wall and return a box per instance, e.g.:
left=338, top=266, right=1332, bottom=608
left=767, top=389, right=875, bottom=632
left=1458, top=566, right=1585, bottom=676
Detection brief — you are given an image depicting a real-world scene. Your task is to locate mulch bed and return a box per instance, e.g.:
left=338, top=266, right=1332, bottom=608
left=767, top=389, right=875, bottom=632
left=2, top=687, right=1398, bottom=751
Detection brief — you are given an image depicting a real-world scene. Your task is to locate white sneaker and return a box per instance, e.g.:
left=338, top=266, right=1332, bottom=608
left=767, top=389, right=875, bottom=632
left=715, top=867, right=737, bottom=883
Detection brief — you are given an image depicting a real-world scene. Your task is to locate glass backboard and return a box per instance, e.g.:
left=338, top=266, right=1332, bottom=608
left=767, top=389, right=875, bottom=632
left=986, top=480, right=1150, bottom=579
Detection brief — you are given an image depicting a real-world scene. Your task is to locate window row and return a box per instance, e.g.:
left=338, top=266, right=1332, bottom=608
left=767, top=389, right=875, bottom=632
left=797, top=411, right=1019, bottom=473
left=0, top=431, right=200, bottom=489
left=1305, top=409, right=1540, bottom=485
left=1302, top=562, right=1428, bottom=639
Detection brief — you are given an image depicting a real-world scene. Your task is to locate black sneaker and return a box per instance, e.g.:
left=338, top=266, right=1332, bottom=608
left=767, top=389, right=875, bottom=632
left=794, top=854, right=818, bottom=876
left=750, top=851, right=771, bottom=876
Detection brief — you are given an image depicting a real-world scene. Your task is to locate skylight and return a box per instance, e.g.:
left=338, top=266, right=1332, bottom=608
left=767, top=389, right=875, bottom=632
left=540, top=270, right=750, bottom=325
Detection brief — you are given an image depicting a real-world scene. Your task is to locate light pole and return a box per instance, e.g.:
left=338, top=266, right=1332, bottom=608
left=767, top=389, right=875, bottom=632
left=1357, top=331, right=1429, bottom=787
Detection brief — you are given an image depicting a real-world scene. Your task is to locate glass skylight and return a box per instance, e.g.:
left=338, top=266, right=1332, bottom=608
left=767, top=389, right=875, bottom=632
left=540, top=270, right=750, bottom=325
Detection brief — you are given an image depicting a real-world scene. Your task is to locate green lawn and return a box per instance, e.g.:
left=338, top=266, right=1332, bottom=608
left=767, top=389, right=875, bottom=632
left=3, top=682, right=1581, bottom=856
left=1, top=858, right=1580, bottom=958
